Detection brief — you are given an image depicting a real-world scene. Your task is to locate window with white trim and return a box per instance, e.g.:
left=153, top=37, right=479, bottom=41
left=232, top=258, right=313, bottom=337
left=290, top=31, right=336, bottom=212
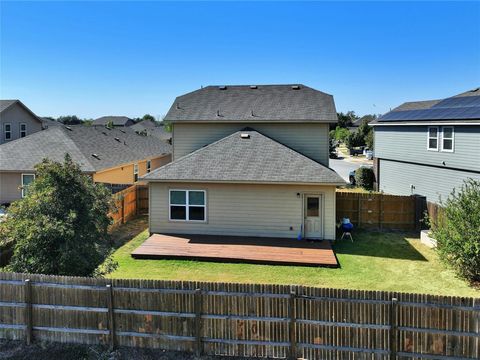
left=427, top=127, right=439, bottom=151
left=146, top=160, right=151, bottom=173
left=20, top=123, right=27, bottom=138
left=441, top=127, right=454, bottom=152
left=169, top=190, right=206, bottom=222
left=21, top=174, right=35, bottom=198
left=4, top=123, right=11, bottom=141
left=133, top=163, right=139, bottom=182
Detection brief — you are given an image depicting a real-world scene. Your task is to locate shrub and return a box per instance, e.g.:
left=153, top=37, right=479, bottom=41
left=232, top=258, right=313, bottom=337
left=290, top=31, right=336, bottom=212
left=433, top=179, right=480, bottom=282
left=0, top=155, right=117, bottom=276
left=355, top=167, right=374, bottom=190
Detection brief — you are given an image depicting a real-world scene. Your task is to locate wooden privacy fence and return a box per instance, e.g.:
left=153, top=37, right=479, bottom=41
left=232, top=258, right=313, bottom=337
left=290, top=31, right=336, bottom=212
left=109, top=184, right=148, bottom=226
left=336, top=192, right=424, bottom=231
left=0, top=272, right=478, bottom=359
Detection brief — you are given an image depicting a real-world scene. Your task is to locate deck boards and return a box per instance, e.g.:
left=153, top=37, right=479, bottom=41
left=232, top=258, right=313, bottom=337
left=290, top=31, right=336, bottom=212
left=131, top=234, right=338, bottom=267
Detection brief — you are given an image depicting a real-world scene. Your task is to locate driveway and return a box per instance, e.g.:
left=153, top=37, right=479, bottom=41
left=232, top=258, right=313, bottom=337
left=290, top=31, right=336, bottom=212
left=330, top=157, right=372, bottom=182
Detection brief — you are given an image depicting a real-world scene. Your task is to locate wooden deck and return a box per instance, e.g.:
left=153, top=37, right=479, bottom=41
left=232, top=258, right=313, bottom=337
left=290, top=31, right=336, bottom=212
left=131, top=234, right=338, bottom=267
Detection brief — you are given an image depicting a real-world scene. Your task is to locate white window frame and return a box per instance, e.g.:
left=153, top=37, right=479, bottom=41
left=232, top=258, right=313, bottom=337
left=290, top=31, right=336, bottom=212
left=146, top=160, right=151, bottom=173
left=21, top=173, right=35, bottom=198
left=20, top=123, right=27, bottom=138
left=4, top=123, right=12, bottom=141
left=133, top=163, right=139, bottom=182
left=427, top=126, right=439, bottom=151
left=441, top=126, right=454, bottom=153
left=169, top=189, right=207, bottom=222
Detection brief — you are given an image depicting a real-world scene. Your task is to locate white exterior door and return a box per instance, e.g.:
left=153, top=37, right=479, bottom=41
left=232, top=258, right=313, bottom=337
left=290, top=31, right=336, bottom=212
left=304, top=195, right=323, bottom=239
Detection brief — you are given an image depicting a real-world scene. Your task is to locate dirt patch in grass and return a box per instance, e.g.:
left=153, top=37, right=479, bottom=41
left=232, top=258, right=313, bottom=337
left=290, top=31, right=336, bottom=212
left=109, top=215, right=148, bottom=249
left=0, top=340, right=255, bottom=360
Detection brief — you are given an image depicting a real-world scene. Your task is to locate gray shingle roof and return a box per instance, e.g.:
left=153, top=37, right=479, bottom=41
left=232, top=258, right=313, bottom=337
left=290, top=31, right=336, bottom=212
left=0, top=125, right=171, bottom=172
left=164, top=85, right=337, bottom=123
left=0, top=100, right=17, bottom=113
left=130, top=119, right=157, bottom=131
left=93, top=116, right=133, bottom=126
left=391, top=100, right=441, bottom=112
left=143, top=130, right=344, bottom=185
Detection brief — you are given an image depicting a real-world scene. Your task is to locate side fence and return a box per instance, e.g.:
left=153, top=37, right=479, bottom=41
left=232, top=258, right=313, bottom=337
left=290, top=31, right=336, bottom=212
left=0, top=272, right=478, bottom=359
left=336, top=192, right=428, bottom=231
left=109, top=184, right=148, bottom=226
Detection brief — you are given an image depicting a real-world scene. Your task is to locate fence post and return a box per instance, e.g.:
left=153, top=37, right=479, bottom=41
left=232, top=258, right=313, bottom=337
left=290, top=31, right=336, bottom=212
left=289, top=291, right=296, bottom=360
left=24, top=279, right=33, bottom=345
left=121, top=195, right=125, bottom=224
left=194, top=289, right=203, bottom=357
left=135, top=185, right=139, bottom=216
left=390, top=297, right=398, bottom=360
left=357, top=194, right=361, bottom=227
left=474, top=299, right=479, bottom=359
left=106, top=284, right=116, bottom=350
left=379, top=195, right=384, bottom=230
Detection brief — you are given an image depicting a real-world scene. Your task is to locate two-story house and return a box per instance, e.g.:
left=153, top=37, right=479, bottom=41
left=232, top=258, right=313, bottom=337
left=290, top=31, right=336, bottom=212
left=370, top=88, right=480, bottom=204
left=0, top=100, right=44, bottom=144
left=142, top=85, right=344, bottom=240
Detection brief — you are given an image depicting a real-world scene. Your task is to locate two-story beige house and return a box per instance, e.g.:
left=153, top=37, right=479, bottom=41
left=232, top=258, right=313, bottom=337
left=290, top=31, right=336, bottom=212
left=0, top=100, right=44, bottom=144
left=142, top=85, right=344, bottom=240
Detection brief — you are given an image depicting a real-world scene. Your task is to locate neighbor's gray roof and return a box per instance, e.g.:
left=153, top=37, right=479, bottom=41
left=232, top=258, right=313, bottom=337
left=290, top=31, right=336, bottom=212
left=93, top=116, right=133, bottom=126
left=371, top=87, right=480, bottom=125
left=130, top=122, right=172, bottom=141
left=164, top=85, right=337, bottom=123
left=143, top=130, right=344, bottom=185
left=130, top=119, right=157, bottom=131
left=0, top=125, right=171, bottom=172
left=0, top=100, right=17, bottom=113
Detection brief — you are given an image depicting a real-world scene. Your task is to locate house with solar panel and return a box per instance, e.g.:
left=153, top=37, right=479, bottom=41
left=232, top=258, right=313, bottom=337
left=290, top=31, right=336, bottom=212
left=140, top=84, right=345, bottom=247
left=370, top=88, right=480, bottom=204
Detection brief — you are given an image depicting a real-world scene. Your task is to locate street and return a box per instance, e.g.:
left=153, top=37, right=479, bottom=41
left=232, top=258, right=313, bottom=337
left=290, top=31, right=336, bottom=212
left=330, top=157, right=372, bottom=182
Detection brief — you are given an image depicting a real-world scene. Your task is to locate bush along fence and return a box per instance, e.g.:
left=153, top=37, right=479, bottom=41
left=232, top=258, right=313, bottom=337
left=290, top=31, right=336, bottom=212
left=109, top=184, right=148, bottom=226
left=0, top=272, right=478, bottom=359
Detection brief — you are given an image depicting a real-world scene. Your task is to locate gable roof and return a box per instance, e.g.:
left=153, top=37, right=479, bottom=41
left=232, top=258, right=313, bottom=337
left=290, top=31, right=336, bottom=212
left=142, top=130, right=344, bottom=185
left=130, top=119, right=157, bottom=131
left=0, top=125, right=171, bottom=173
left=371, top=88, right=480, bottom=125
left=164, top=84, right=337, bottom=123
left=93, top=116, right=133, bottom=126
left=0, top=100, right=44, bottom=125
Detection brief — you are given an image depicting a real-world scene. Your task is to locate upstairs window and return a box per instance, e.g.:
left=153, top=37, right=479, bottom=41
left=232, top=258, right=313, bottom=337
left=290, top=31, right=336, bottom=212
left=169, top=190, right=206, bottom=222
left=21, top=174, right=35, bottom=198
left=441, top=127, right=454, bottom=152
left=4, top=123, right=11, bottom=141
left=20, top=123, right=27, bottom=138
left=133, top=163, right=139, bottom=182
left=427, top=127, right=439, bottom=151
left=146, top=160, right=151, bottom=173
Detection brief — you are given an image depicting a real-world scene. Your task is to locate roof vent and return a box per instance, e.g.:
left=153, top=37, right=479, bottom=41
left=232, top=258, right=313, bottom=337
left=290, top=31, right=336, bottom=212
left=216, top=110, right=223, bottom=117
left=114, top=137, right=120, bottom=142
left=219, top=86, right=227, bottom=90
left=251, top=110, right=255, bottom=117
left=91, top=154, right=100, bottom=159
left=176, top=103, right=180, bottom=109
left=64, top=126, right=72, bottom=131
left=102, top=131, right=108, bottom=136
left=291, top=85, right=300, bottom=90
left=240, top=133, right=250, bottom=139
left=119, top=129, right=126, bottom=133
left=250, top=85, right=257, bottom=89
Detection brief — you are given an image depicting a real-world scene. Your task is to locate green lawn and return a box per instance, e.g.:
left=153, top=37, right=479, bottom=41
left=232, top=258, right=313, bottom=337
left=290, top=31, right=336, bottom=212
left=106, top=226, right=479, bottom=297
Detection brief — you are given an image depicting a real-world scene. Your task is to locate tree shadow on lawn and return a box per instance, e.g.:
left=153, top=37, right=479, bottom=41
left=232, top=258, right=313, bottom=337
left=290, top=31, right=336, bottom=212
left=333, top=229, right=427, bottom=261
left=109, top=215, right=148, bottom=249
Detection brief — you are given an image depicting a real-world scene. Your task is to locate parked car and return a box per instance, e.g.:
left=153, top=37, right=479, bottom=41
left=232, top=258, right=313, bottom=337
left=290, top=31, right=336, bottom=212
left=349, top=165, right=373, bottom=185
left=349, top=147, right=364, bottom=156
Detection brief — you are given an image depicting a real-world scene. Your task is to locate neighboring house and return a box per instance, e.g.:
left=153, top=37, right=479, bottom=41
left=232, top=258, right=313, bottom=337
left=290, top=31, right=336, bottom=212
left=0, top=125, right=171, bottom=204
left=0, top=100, right=44, bottom=144
left=131, top=120, right=172, bottom=143
left=370, top=88, right=480, bottom=204
left=143, top=85, right=344, bottom=240
left=92, top=116, right=135, bottom=127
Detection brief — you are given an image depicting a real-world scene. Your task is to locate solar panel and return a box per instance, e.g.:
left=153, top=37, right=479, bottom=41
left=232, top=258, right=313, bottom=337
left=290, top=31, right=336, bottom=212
left=432, top=95, right=480, bottom=109
left=379, top=106, right=480, bottom=121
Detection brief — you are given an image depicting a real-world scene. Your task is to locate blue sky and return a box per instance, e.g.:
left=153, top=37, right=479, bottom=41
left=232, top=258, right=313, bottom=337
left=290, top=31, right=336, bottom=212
left=1, top=1, right=479, bottom=119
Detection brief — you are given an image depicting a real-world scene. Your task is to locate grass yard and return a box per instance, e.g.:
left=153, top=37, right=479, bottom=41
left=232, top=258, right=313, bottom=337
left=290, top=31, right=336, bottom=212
left=106, top=221, right=479, bottom=297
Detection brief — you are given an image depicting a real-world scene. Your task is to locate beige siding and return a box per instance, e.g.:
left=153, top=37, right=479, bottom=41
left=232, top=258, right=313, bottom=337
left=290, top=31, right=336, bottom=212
left=0, top=103, right=43, bottom=144
left=0, top=173, right=22, bottom=204
left=149, top=182, right=336, bottom=240
left=173, top=123, right=330, bottom=166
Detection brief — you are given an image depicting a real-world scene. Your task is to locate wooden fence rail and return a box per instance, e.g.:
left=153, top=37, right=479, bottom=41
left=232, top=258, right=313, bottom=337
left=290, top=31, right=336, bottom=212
left=109, top=184, right=148, bottom=226
left=0, top=272, right=478, bottom=359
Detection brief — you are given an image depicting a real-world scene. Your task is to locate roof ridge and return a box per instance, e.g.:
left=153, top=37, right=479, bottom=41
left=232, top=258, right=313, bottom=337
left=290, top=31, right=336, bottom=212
left=58, top=126, right=97, bottom=170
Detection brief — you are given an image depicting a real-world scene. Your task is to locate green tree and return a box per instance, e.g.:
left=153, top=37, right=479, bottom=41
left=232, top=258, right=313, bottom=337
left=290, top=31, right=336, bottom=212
left=57, top=115, right=83, bottom=125
left=337, top=111, right=359, bottom=128
left=142, top=114, right=156, bottom=122
left=0, top=155, right=116, bottom=276
left=346, top=131, right=365, bottom=149
left=365, top=130, right=374, bottom=150
left=433, top=179, right=480, bottom=282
